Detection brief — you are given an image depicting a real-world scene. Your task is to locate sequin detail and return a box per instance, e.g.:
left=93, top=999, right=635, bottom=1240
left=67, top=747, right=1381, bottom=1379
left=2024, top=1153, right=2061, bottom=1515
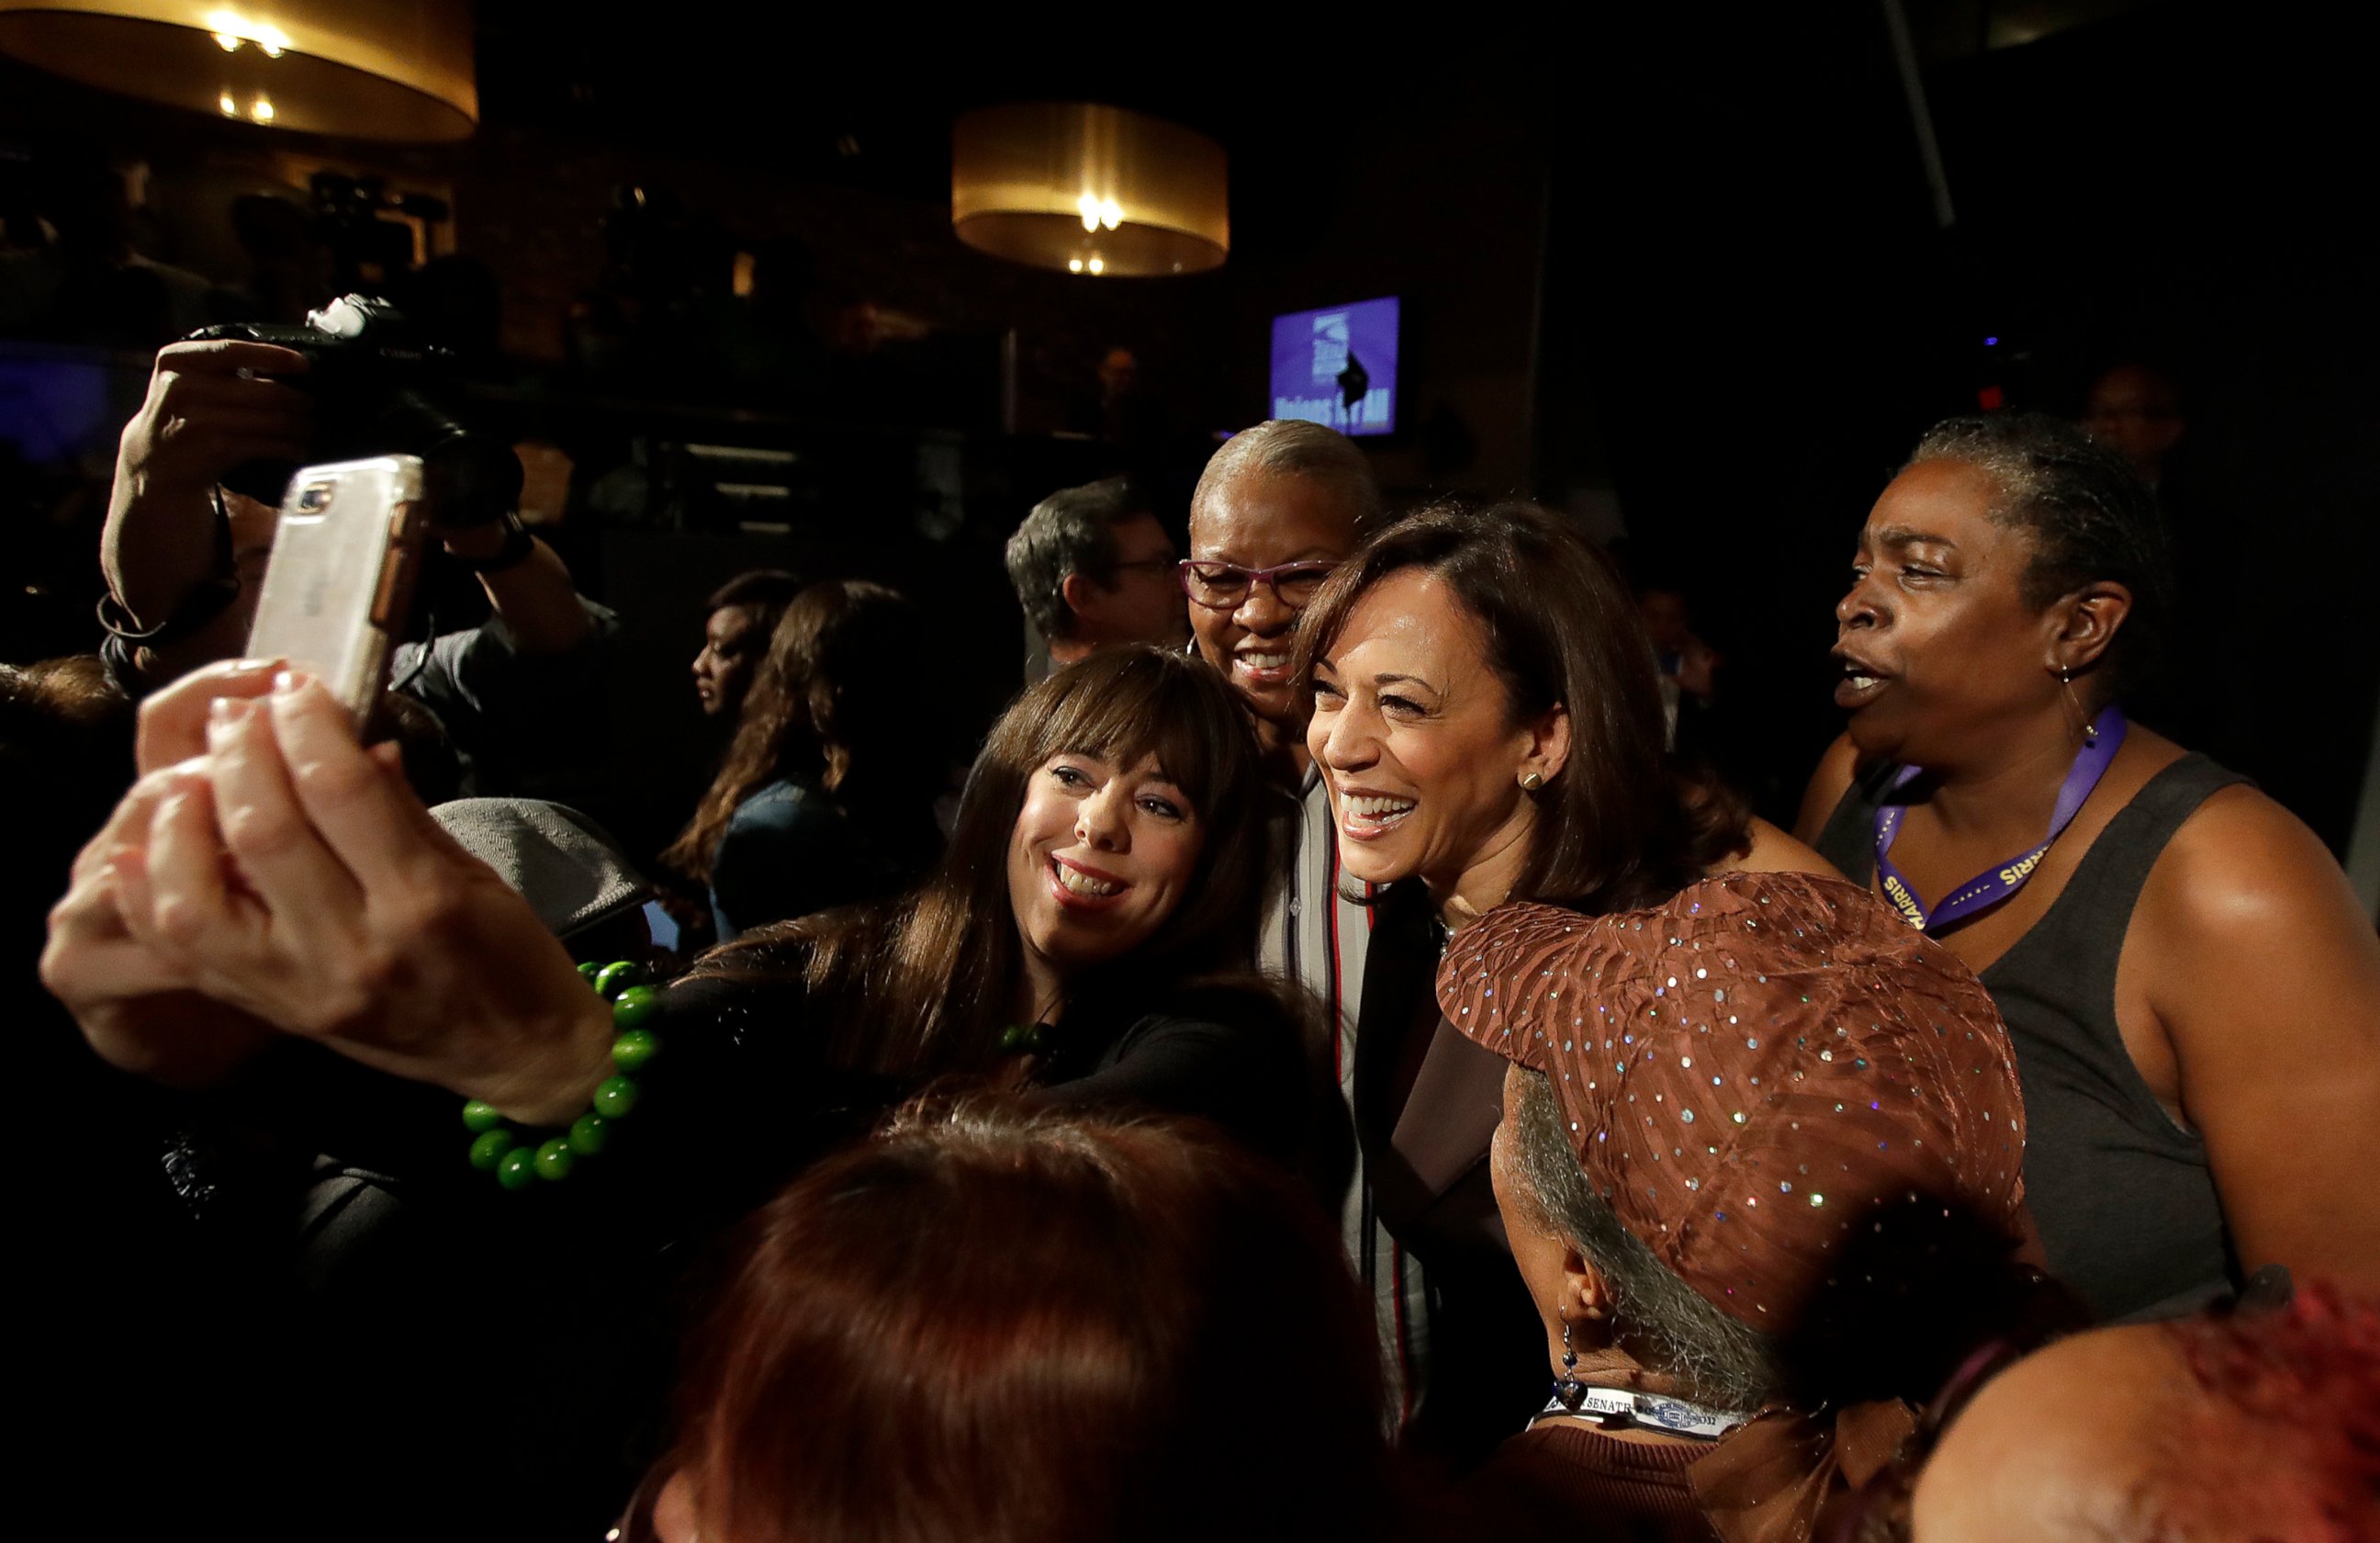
left=1431, top=868, right=2028, bottom=1339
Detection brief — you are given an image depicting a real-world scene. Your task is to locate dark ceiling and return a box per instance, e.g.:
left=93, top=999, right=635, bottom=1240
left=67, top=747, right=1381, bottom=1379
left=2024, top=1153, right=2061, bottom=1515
left=460, top=1, right=2354, bottom=253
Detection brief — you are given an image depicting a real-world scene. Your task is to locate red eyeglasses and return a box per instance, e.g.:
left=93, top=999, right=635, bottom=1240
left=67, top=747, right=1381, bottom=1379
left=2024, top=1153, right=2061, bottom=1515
left=1176, top=558, right=1339, bottom=611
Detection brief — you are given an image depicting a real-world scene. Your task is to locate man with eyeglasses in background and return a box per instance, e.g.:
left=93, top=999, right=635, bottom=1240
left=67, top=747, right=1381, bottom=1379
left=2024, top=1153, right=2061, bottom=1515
left=1004, top=475, right=1187, bottom=679
left=1182, top=419, right=1433, bottom=1440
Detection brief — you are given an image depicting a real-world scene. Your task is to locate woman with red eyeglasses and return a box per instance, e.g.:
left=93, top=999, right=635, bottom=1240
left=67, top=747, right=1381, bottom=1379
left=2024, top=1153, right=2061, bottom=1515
left=1180, top=420, right=1445, bottom=1435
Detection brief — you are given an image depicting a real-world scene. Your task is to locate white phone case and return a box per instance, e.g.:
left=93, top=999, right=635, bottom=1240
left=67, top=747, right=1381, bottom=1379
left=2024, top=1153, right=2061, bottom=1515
left=245, top=455, right=426, bottom=723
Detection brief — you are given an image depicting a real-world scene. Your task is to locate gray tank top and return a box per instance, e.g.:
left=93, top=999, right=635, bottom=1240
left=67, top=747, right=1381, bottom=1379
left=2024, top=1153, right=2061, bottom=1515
left=1814, top=753, right=2249, bottom=1321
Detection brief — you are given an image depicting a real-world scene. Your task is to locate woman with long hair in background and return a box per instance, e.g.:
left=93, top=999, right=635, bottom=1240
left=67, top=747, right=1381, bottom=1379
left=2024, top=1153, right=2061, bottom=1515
left=664, top=579, right=945, bottom=941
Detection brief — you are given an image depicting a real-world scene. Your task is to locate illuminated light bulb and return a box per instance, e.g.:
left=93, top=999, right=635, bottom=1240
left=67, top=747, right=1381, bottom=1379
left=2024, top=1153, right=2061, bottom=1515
left=201, top=10, right=295, bottom=56
left=1086, top=255, right=1105, bottom=276
left=951, top=104, right=1226, bottom=276
left=2, top=2, right=477, bottom=141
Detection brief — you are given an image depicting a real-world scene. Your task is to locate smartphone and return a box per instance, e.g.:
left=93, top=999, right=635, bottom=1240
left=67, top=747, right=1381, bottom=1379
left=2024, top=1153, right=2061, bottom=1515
left=244, top=455, right=426, bottom=728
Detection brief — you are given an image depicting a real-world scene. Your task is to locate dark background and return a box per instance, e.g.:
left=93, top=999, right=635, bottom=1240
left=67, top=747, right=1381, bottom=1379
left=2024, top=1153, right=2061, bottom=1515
left=6, top=0, right=2374, bottom=858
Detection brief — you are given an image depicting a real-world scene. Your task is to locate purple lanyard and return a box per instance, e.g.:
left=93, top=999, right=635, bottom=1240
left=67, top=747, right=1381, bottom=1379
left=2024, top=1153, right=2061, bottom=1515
left=1872, top=705, right=2127, bottom=933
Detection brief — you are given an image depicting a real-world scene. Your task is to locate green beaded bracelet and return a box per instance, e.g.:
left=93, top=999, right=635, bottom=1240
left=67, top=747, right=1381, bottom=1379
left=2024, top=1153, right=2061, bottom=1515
left=461, top=961, right=661, bottom=1189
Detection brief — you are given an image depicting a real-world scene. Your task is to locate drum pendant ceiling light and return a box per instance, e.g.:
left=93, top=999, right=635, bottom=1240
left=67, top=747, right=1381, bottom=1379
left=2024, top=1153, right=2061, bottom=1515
left=952, top=102, right=1227, bottom=277
left=0, top=0, right=478, bottom=141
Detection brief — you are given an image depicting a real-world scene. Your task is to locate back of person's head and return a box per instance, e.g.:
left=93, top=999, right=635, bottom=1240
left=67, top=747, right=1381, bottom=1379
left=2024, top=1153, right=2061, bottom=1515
left=1005, top=476, right=1152, bottom=642
left=428, top=797, right=651, bottom=963
left=1908, top=1282, right=2380, bottom=1543
left=2081, top=359, right=2186, bottom=479
left=1297, top=500, right=1746, bottom=915
left=0, top=653, right=129, bottom=753
left=1189, top=419, right=1384, bottom=534
left=2145, top=1282, right=2380, bottom=1540
left=665, top=580, right=923, bottom=884
left=750, top=579, right=925, bottom=793
left=1906, top=414, right=2174, bottom=701
left=1456, top=870, right=2044, bottom=1431
left=1, top=655, right=134, bottom=919
left=1502, top=1063, right=2053, bottom=1421
left=655, top=1098, right=1389, bottom=1543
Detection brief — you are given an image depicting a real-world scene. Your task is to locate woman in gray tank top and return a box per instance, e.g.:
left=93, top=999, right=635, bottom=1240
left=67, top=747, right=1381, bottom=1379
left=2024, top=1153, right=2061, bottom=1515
left=1792, top=413, right=2380, bottom=1322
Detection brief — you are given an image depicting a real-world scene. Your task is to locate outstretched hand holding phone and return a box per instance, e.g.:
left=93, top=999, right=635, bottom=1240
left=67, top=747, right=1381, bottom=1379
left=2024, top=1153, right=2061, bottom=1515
left=41, top=660, right=615, bottom=1119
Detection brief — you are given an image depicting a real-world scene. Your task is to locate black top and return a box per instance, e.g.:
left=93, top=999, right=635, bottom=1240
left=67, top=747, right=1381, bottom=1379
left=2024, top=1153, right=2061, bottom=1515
left=289, top=962, right=1314, bottom=1270
left=623, top=968, right=1313, bottom=1198
left=1353, top=883, right=1550, bottom=1467
left=1813, top=752, right=2250, bottom=1321
left=142, top=960, right=1310, bottom=1542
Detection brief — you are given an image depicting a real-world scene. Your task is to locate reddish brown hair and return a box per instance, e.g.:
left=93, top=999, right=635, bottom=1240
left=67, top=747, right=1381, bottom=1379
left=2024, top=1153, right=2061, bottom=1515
left=2142, top=1281, right=2380, bottom=1541
left=665, top=580, right=933, bottom=884
left=661, top=1098, right=1392, bottom=1543
left=1294, top=501, right=1748, bottom=915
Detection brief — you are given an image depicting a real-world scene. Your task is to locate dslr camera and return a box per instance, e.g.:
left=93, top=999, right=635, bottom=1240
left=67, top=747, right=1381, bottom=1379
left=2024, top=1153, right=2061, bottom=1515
left=188, top=294, right=521, bottom=526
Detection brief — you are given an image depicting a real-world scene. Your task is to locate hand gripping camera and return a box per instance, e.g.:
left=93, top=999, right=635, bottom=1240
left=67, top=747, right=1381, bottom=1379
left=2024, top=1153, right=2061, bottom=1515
left=188, top=294, right=522, bottom=528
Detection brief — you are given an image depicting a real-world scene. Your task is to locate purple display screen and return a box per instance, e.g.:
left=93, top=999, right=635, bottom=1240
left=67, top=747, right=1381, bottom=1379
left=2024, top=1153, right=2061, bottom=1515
left=1270, top=296, right=1398, bottom=437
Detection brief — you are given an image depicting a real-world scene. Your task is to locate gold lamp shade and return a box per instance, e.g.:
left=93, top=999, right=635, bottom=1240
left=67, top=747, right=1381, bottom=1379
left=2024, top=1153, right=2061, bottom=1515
left=0, top=0, right=477, bottom=141
left=952, top=102, right=1227, bottom=277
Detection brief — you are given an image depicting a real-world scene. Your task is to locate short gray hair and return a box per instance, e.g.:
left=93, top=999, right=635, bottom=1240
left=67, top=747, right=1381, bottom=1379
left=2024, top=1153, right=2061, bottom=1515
left=1190, top=420, right=1383, bottom=535
left=1507, top=1066, right=1783, bottom=1410
left=1005, top=477, right=1151, bottom=642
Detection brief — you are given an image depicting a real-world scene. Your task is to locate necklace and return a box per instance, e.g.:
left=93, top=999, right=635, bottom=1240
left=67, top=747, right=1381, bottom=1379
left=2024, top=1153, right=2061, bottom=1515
left=1871, top=704, right=2127, bottom=933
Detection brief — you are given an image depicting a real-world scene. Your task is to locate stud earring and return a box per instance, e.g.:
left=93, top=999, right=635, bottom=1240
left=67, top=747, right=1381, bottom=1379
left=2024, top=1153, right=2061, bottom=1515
left=1520, top=770, right=1545, bottom=792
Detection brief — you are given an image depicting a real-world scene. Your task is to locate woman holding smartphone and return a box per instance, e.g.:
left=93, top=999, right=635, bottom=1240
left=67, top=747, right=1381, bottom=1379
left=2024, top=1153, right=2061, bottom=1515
left=45, top=644, right=1308, bottom=1176
left=43, top=643, right=1314, bottom=1534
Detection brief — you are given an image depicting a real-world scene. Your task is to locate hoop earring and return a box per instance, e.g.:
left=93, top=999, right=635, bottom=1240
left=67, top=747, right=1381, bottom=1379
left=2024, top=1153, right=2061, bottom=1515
left=2058, top=668, right=2098, bottom=745
left=1521, top=770, right=1545, bottom=792
left=1553, top=1319, right=1585, bottom=1410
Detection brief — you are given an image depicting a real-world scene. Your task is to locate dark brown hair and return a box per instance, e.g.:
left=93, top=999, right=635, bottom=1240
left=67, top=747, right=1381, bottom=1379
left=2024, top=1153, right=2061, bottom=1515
left=704, top=568, right=803, bottom=616
left=665, top=580, right=932, bottom=884
left=694, top=644, right=1274, bottom=1079
left=659, top=1097, right=1390, bottom=1543
left=1294, top=501, right=1747, bottom=915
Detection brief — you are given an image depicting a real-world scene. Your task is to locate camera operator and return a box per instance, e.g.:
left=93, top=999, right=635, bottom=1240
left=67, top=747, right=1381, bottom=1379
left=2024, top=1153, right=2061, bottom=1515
left=98, top=334, right=616, bottom=804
